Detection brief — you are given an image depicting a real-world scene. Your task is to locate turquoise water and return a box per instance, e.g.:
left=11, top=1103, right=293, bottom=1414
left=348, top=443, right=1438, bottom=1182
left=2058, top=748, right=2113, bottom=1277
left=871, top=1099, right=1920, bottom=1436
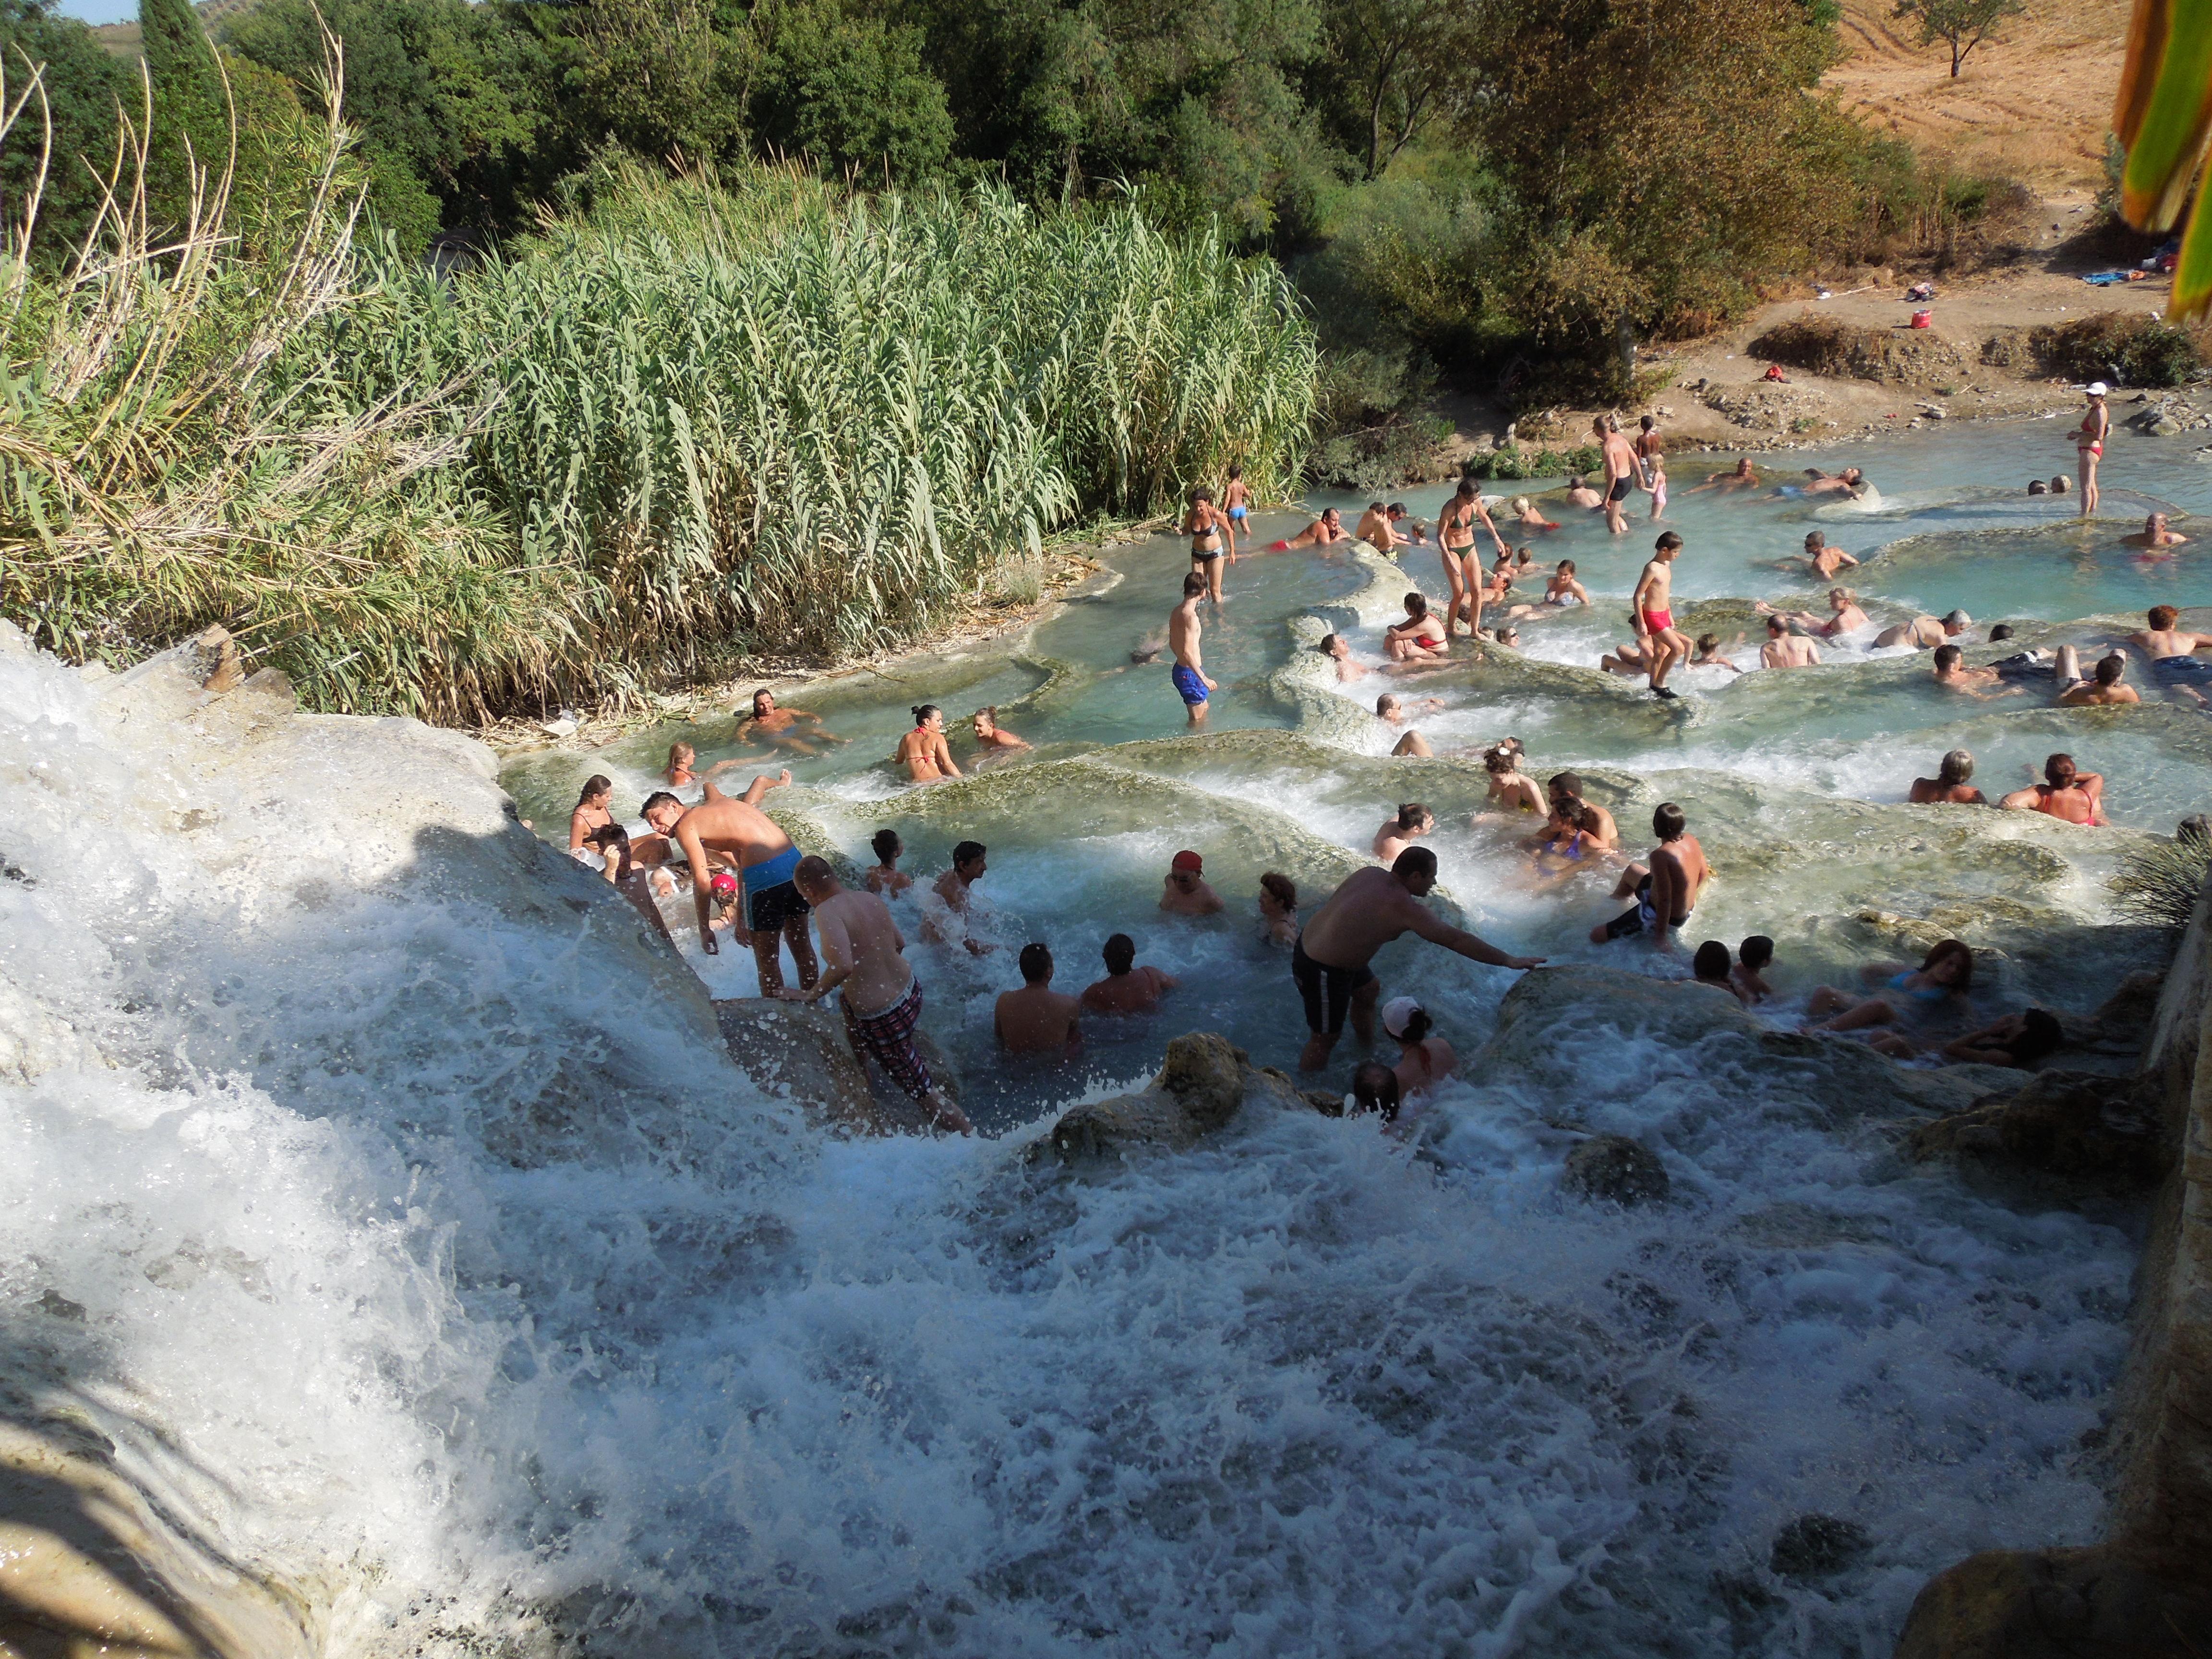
left=505, top=421, right=2204, bottom=1126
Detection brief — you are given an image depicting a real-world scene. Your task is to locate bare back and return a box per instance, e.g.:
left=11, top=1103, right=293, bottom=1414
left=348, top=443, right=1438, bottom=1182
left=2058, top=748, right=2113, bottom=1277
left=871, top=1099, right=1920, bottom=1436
left=1299, top=866, right=1429, bottom=968
left=814, top=887, right=912, bottom=1015
left=675, top=793, right=792, bottom=877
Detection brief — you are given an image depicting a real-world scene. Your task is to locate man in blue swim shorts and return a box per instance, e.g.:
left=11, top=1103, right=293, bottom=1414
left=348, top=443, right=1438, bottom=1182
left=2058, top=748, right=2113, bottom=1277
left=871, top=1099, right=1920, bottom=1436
left=1168, top=571, right=1216, bottom=724
left=644, top=771, right=819, bottom=992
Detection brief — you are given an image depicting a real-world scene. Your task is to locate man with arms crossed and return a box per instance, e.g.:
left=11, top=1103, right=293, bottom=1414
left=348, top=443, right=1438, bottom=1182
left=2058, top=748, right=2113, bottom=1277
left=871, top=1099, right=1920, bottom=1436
left=645, top=772, right=819, bottom=991
left=1590, top=803, right=1708, bottom=950
left=1634, top=532, right=1692, bottom=699
left=784, top=857, right=969, bottom=1132
left=1293, top=847, right=1543, bottom=1071
left=1168, top=572, right=1216, bottom=724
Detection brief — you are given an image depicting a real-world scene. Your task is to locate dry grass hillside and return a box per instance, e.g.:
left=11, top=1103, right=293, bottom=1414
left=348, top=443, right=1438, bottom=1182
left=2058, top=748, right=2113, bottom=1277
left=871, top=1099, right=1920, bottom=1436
left=1824, top=0, right=2130, bottom=191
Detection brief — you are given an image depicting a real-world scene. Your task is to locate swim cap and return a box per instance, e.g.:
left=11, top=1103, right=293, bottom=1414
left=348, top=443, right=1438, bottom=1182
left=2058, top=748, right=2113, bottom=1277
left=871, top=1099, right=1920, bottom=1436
left=709, top=873, right=739, bottom=900
left=1171, top=850, right=1203, bottom=874
left=1381, top=996, right=1423, bottom=1039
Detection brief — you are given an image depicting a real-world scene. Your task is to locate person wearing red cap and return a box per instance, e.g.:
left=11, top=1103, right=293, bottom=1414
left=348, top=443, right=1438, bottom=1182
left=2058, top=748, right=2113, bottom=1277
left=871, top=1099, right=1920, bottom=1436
left=1161, top=850, right=1224, bottom=915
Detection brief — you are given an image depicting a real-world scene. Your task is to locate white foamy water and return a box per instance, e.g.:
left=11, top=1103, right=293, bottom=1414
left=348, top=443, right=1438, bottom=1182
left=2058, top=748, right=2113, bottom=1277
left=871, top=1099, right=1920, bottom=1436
left=3, top=562, right=2148, bottom=1659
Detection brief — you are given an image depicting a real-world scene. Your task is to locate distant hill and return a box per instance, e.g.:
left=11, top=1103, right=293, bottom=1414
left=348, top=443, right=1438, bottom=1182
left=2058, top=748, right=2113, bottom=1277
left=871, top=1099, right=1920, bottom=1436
left=91, top=0, right=264, bottom=60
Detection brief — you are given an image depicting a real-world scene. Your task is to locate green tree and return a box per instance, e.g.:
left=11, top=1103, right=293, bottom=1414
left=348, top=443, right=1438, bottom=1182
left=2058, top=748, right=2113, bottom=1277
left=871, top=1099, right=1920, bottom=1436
left=1320, top=0, right=1480, bottom=181
left=523, top=0, right=745, bottom=164
left=141, top=0, right=227, bottom=229
left=0, top=0, right=128, bottom=259
left=1892, top=0, right=2022, bottom=78
left=749, top=0, right=953, bottom=183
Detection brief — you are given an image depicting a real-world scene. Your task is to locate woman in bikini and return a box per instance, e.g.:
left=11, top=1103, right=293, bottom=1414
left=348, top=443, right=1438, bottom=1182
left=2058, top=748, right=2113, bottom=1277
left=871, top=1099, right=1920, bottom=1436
left=662, top=743, right=698, bottom=788
left=1438, top=480, right=1508, bottom=638
left=1184, top=487, right=1234, bottom=601
left=1479, top=745, right=1547, bottom=816
left=1804, top=938, right=1974, bottom=1049
left=2075, top=383, right=2110, bottom=517
left=895, top=705, right=962, bottom=784
left=568, top=774, right=616, bottom=854
left=1528, top=800, right=1608, bottom=883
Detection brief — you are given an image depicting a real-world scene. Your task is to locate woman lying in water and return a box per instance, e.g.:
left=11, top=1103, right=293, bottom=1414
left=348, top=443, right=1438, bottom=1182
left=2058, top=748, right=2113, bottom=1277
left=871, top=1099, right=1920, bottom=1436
left=1804, top=939, right=1973, bottom=1048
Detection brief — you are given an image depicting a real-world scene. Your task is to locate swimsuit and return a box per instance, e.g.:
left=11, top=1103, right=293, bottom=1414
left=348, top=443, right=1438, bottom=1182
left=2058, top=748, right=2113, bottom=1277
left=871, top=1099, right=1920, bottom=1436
left=1886, top=971, right=1950, bottom=1005
left=1171, top=663, right=1210, bottom=705
left=1607, top=475, right=1632, bottom=502
left=1602, top=876, right=1660, bottom=940
left=2153, top=653, right=2212, bottom=679
left=1992, top=652, right=2054, bottom=681
left=742, top=843, right=809, bottom=931
left=1641, top=609, right=1673, bottom=633
left=1228, top=505, right=1248, bottom=521
left=842, top=974, right=935, bottom=1102
left=1292, top=937, right=1375, bottom=1036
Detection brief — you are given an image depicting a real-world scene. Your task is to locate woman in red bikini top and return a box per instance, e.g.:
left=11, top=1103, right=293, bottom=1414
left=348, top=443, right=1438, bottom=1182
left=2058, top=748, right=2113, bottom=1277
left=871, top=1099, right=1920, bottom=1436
left=2075, top=383, right=2109, bottom=517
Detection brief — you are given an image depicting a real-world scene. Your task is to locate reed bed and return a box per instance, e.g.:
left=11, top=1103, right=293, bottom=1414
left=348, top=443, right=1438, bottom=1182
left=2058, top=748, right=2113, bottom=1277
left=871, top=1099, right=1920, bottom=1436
left=2, top=119, right=1315, bottom=721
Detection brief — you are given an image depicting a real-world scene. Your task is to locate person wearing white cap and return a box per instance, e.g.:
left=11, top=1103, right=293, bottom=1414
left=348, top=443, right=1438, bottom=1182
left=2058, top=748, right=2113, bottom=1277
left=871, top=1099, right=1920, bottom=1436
left=2076, top=383, right=2110, bottom=517
left=1381, top=997, right=1457, bottom=1101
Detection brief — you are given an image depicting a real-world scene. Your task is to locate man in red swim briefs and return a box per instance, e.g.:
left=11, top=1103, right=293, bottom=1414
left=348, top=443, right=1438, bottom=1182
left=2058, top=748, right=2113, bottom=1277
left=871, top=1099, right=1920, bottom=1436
left=1631, top=531, right=1691, bottom=700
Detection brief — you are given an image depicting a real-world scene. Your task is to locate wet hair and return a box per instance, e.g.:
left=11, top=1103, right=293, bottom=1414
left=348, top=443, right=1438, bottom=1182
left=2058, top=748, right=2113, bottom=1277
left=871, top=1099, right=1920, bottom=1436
left=1190, top=485, right=1214, bottom=504
left=640, top=790, right=681, bottom=818
left=1183, top=572, right=1207, bottom=597
left=2027, top=480, right=2048, bottom=494
left=912, top=703, right=941, bottom=727
left=577, top=774, right=613, bottom=806
left=1938, top=749, right=1974, bottom=785
left=1228, top=465, right=1243, bottom=480
left=1351, top=1062, right=1401, bottom=1123
left=1259, top=871, right=1297, bottom=910
left=2151, top=605, right=2180, bottom=630
left=2008, top=1008, right=2064, bottom=1065
left=1019, top=942, right=1053, bottom=983
left=1766, top=615, right=1787, bottom=635
left=1395, top=802, right=1432, bottom=832
left=1376, top=693, right=1401, bottom=716
left=1831, top=587, right=1859, bottom=606
left=1483, top=747, right=1515, bottom=774
left=750, top=688, right=774, bottom=713
left=1511, top=496, right=1532, bottom=514
left=871, top=828, right=902, bottom=862
left=2094, top=653, right=2126, bottom=685
left=1319, top=632, right=1343, bottom=654
left=1640, top=414, right=1656, bottom=431
left=2051, top=475, right=2070, bottom=490
left=2044, top=752, right=2077, bottom=785
left=1388, top=501, right=1407, bottom=514
left=1804, top=531, right=1826, bottom=549
left=1404, top=592, right=1429, bottom=617
left=952, top=840, right=987, bottom=869
left=1567, top=473, right=1586, bottom=488
left=1391, top=845, right=1439, bottom=881
left=1933, top=643, right=1963, bottom=670
left=973, top=706, right=998, bottom=724
left=1456, top=478, right=1478, bottom=499
left=1655, top=531, right=1683, bottom=553
left=587, top=823, right=629, bottom=850
left=1692, top=941, right=1732, bottom=984
left=1549, top=770, right=1583, bottom=798
left=667, top=742, right=695, bottom=764
left=1653, top=802, right=1687, bottom=840
left=1920, top=938, right=1974, bottom=993
left=1102, top=932, right=1136, bottom=974
left=1397, top=1005, right=1433, bottom=1043
left=1740, top=935, right=1774, bottom=970
left=1558, top=559, right=1575, bottom=574
left=1367, top=500, right=1386, bottom=513
left=1942, top=609, right=1971, bottom=628
left=1990, top=624, right=2014, bottom=642
left=793, top=855, right=834, bottom=890
left=1696, top=632, right=1720, bottom=653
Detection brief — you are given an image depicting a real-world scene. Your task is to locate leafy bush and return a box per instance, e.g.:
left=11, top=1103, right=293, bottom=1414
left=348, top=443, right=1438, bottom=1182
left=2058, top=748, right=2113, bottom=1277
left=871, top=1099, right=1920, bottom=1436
left=2029, top=312, right=2201, bottom=388
left=1749, top=317, right=1897, bottom=380
left=1464, top=444, right=1601, bottom=481
left=2110, top=827, right=2212, bottom=927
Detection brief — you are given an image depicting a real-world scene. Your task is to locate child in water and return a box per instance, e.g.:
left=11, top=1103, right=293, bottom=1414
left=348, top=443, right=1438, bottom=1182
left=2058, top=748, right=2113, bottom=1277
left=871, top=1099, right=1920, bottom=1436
left=1639, top=453, right=1668, bottom=519
left=1257, top=871, right=1299, bottom=947
left=1732, top=936, right=1775, bottom=1003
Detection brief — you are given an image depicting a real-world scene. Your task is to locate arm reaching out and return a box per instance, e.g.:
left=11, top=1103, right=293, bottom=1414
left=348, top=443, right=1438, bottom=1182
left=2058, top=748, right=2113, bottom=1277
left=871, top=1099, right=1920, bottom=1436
left=1406, top=902, right=1545, bottom=969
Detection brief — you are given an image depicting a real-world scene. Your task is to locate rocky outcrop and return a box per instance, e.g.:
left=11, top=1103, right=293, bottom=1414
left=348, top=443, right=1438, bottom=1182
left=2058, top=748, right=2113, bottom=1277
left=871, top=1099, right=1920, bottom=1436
left=1894, top=876, right=2212, bottom=1658
left=1039, top=1032, right=1315, bottom=1161
left=1906, top=1071, right=2171, bottom=1191
left=1563, top=1136, right=1670, bottom=1205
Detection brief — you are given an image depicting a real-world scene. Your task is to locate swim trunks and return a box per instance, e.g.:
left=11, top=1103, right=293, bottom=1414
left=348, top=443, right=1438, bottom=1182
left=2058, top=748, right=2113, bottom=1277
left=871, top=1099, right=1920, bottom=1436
left=1171, top=663, right=1209, bottom=705
left=1992, top=652, right=2055, bottom=681
left=1292, top=937, right=1376, bottom=1035
left=742, top=843, right=810, bottom=931
left=1228, top=505, right=1248, bottom=521
left=1641, top=609, right=1673, bottom=633
left=842, top=975, right=934, bottom=1101
left=1608, top=475, right=1632, bottom=502
left=2153, top=654, right=2212, bottom=679
left=1602, top=876, right=1659, bottom=941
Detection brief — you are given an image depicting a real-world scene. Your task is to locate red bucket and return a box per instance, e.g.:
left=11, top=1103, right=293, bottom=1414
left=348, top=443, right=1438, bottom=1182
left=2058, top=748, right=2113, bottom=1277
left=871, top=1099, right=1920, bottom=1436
left=1910, top=309, right=1933, bottom=329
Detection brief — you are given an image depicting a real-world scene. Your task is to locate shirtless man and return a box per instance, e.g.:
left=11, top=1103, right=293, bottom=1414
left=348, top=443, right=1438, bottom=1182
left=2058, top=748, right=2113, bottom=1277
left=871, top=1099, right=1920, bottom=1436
left=1931, top=643, right=2007, bottom=695
left=1438, top=479, right=1507, bottom=637
left=1373, top=802, right=1435, bottom=863
left=738, top=688, right=841, bottom=756
left=935, top=840, right=987, bottom=914
left=1598, top=415, right=1640, bottom=535
left=1759, top=614, right=1821, bottom=669
left=1875, top=609, right=1972, bottom=650
left=970, top=707, right=1031, bottom=757
left=1384, top=592, right=1449, bottom=661
left=646, top=774, right=820, bottom=991
left=784, top=857, right=969, bottom=1132
left=1564, top=474, right=1605, bottom=511
left=1801, top=466, right=1868, bottom=499
left=1633, top=532, right=1692, bottom=698
left=1759, top=587, right=1866, bottom=638
left=2120, top=512, right=2188, bottom=550
left=1272, top=507, right=1351, bottom=551
left=1080, top=933, right=1179, bottom=1014
left=1168, top=572, right=1217, bottom=724
left=1998, top=753, right=2107, bottom=825
left=2132, top=606, right=2212, bottom=697
left=1387, top=504, right=1430, bottom=544
left=1546, top=772, right=1618, bottom=848
left=1687, top=457, right=1760, bottom=494
left=1354, top=501, right=1404, bottom=553
left=1909, top=749, right=1986, bottom=805
left=1161, top=849, right=1226, bottom=914
left=1589, top=802, right=1707, bottom=950
left=2054, top=648, right=2139, bottom=707
left=995, top=942, right=1081, bottom=1058
left=1319, top=632, right=1369, bottom=682
left=1782, top=532, right=1859, bottom=581
left=1292, top=848, right=1542, bottom=1070
left=895, top=704, right=962, bottom=782
left=1376, top=692, right=1442, bottom=757
left=1184, top=486, right=1235, bottom=602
